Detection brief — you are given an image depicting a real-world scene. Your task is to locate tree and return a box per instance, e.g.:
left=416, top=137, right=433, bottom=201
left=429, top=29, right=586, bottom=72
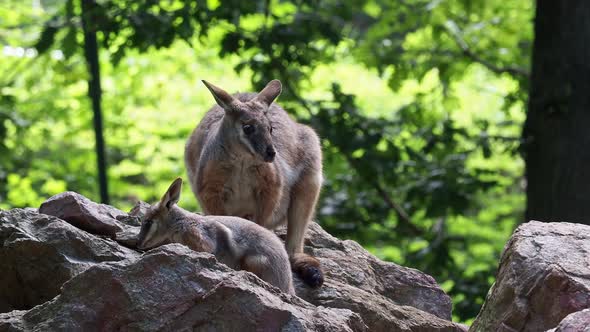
left=524, top=1, right=590, bottom=224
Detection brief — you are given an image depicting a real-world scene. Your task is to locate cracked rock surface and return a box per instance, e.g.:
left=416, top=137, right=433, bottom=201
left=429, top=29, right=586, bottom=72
left=277, top=224, right=457, bottom=330
left=470, top=221, right=590, bottom=332
left=0, top=193, right=462, bottom=331
left=0, top=208, right=139, bottom=313
left=1, top=245, right=365, bottom=332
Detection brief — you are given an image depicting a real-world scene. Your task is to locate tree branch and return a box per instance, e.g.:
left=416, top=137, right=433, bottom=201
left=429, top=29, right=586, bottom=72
left=444, top=22, right=530, bottom=78
left=347, top=153, right=422, bottom=236
left=374, top=183, right=423, bottom=236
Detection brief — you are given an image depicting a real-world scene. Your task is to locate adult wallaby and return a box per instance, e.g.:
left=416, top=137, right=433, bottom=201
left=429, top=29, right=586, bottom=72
left=185, top=79, right=324, bottom=287
left=137, top=178, right=295, bottom=294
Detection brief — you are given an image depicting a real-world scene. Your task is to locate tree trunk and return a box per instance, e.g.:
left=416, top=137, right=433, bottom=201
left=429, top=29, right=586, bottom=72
left=81, top=0, right=109, bottom=204
left=524, top=1, right=590, bottom=224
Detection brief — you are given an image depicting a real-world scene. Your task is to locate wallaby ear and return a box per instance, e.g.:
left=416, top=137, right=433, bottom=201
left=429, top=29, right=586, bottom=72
left=254, top=79, right=282, bottom=106
left=202, top=80, right=235, bottom=110
left=161, top=178, right=182, bottom=210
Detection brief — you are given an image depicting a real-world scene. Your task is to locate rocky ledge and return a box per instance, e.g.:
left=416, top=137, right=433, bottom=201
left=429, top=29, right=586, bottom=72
left=0, top=192, right=462, bottom=331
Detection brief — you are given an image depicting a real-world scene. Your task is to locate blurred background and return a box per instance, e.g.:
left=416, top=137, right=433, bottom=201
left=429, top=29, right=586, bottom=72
left=2, top=0, right=571, bottom=324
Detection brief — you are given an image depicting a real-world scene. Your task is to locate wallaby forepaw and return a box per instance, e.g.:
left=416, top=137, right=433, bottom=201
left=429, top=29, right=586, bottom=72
left=291, top=253, right=324, bottom=288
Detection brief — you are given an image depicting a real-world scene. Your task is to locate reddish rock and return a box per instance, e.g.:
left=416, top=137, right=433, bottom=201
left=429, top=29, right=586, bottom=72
left=39, top=192, right=125, bottom=236
left=277, top=223, right=454, bottom=322
left=470, top=221, right=590, bottom=332
left=548, top=309, right=590, bottom=332
left=0, top=245, right=366, bottom=332
left=112, top=200, right=148, bottom=248
left=1, top=194, right=462, bottom=331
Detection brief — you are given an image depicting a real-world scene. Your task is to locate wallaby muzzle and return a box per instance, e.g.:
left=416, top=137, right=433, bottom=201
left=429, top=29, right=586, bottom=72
left=263, top=146, right=276, bottom=162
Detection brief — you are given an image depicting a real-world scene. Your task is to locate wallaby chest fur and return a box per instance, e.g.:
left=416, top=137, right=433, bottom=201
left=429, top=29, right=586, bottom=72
left=218, top=159, right=279, bottom=223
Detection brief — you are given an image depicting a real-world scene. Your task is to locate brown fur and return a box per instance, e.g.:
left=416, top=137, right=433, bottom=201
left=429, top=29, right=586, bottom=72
left=137, top=178, right=295, bottom=294
left=252, top=163, right=282, bottom=228
left=197, top=160, right=230, bottom=215
left=185, top=80, right=325, bottom=287
left=290, top=253, right=321, bottom=278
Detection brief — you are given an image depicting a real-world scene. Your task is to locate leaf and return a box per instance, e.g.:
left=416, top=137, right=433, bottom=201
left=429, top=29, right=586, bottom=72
left=62, top=27, right=78, bottom=59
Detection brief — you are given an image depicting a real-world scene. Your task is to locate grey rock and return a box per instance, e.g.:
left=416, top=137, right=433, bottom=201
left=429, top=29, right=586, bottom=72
left=113, top=225, right=140, bottom=248
left=0, top=310, right=25, bottom=332
left=115, top=200, right=151, bottom=227
left=0, top=209, right=139, bottom=312
left=39, top=193, right=144, bottom=248
left=112, top=201, right=148, bottom=248
left=547, top=309, right=590, bottom=332
left=455, top=323, right=469, bottom=332
left=470, top=221, right=590, bottom=332
left=278, top=223, right=454, bottom=322
left=295, top=280, right=460, bottom=332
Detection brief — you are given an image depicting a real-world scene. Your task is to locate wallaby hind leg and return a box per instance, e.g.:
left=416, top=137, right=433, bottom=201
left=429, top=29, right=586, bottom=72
left=242, top=255, right=295, bottom=294
left=286, top=171, right=323, bottom=288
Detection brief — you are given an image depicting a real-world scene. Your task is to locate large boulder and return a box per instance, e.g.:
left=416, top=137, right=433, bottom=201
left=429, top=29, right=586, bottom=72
left=0, top=245, right=365, bottom=332
left=0, top=193, right=462, bottom=331
left=470, top=221, right=590, bottom=332
left=0, top=208, right=138, bottom=312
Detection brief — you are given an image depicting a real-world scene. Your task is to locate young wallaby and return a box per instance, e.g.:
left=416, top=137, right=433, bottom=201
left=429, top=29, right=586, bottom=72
left=136, top=178, right=295, bottom=295
left=185, top=79, right=324, bottom=287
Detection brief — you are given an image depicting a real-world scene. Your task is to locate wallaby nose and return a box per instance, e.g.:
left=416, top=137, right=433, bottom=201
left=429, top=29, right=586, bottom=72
left=264, top=147, right=276, bottom=162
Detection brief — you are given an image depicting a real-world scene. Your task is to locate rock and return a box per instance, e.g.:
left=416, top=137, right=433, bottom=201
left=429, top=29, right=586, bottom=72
left=455, top=323, right=469, bottom=332
left=470, top=221, right=590, bottom=332
left=39, top=192, right=126, bottom=236
left=0, top=209, right=139, bottom=312
left=277, top=223, right=454, bottom=321
left=0, top=310, right=25, bottom=331
left=2, top=194, right=461, bottom=331
left=115, top=200, right=151, bottom=227
left=113, top=226, right=140, bottom=248
left=295, top=281, right=459, bottom=331
left=1, top=245, right=366, bottom=332
left=547, top=309, right=590, bottom=332
left=112, top=201, right=148, bottom=248
left=39, top=193, right=144, bottom=248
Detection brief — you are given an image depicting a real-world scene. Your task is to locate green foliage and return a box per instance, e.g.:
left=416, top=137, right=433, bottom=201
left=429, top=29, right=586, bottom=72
left=0, top=0, right=533, bottom=323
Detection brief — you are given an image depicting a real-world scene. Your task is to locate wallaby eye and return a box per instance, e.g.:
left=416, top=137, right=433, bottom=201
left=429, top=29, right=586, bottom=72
left=269, top=126, right=273, bottom=134
left=243, top=124, right=255, bottom=135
